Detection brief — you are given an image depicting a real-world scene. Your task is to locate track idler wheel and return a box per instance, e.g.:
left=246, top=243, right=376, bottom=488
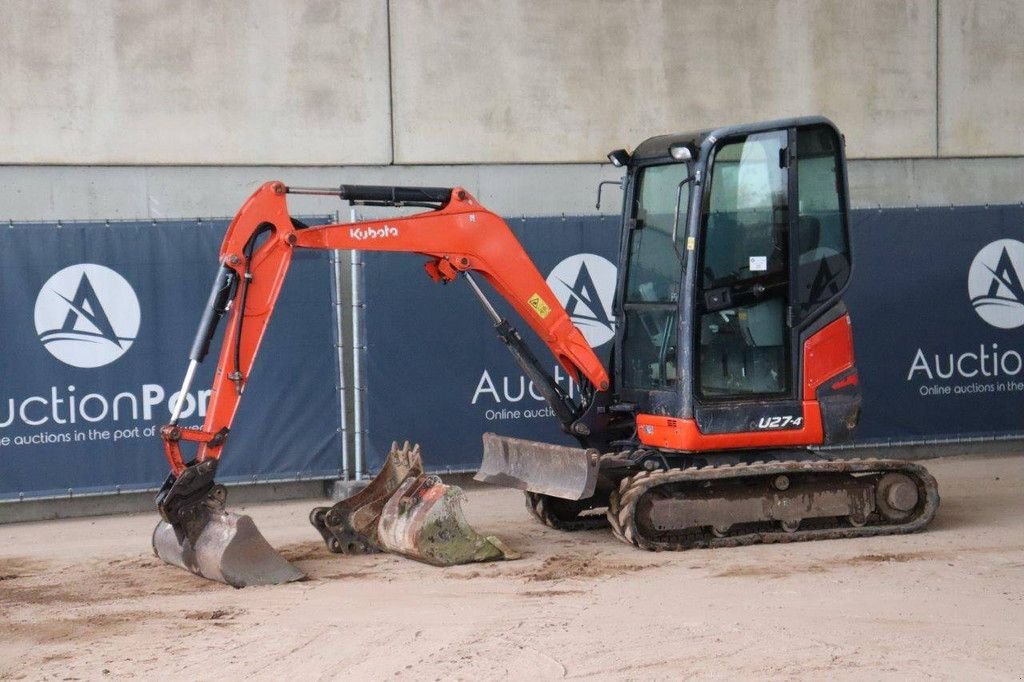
left=780, top=520, right=801, bottom=533
left=524, top=492, right=610, bottom=531
left=875, top=472, right=920, bottom=521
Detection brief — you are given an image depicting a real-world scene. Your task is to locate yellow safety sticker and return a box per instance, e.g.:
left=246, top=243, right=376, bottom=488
left=686, top=236, right=696, bottom=251
left=528, top=293, right=551, bottom=319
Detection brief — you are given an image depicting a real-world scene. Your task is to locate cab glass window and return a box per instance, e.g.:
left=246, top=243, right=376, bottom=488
left=624, top=163, right=690, bottom=303
left=703, top=132, right=788, bottom=289
left=698, top=130, right=790, bottom=399
left=796, top=125, right=851, bottom=318
left=621, top=162, right=688, bottom=391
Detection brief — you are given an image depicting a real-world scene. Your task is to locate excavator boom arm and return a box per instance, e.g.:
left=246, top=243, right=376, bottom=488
left=160, top=181, right=608, bottom=477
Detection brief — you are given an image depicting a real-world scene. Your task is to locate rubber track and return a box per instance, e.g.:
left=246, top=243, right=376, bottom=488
left=608, top=458, right=940, bottom=551
left=524, top=492, right=610, bottom=531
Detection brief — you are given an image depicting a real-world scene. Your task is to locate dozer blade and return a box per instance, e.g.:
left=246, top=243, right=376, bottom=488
left=377, top=474, right=518, bottom=566
left=310, top=441, right=424, bottom=554
left=475, top=432, right=599, bottom=501
left=153, top=507, right=304, bottom=588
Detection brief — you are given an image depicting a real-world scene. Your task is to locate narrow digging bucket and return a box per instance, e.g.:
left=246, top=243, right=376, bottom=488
left=310, top=441, right=424, bottom=554
left=377, top=474, right=518, bottom=566
left=153, top=508, right=304, bottom=588
left=475, top=432, right=600, bottom=501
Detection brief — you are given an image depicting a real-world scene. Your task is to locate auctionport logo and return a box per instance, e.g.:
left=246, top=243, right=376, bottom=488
left=968, top=239, right=1024, bottom=329
left=34, top=264, right=141, bottom=368
left=546, top=253, right=617, bottom=347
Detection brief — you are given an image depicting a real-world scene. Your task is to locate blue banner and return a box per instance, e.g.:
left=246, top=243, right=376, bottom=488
left=845, top=205, right=1024, bottom=442
left=362, top=216, right=620, bottom=472
left=0, top=218, right=342, bottom=500
left=361, top=205, right=1024, bottom=473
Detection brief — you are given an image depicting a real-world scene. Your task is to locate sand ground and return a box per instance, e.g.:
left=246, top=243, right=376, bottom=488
left=1, top=454, right=1023, bottom=681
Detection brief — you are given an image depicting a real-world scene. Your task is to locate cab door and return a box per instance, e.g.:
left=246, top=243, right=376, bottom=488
left=693, top=128, right=801, bottom=433
left=617, top=162, right=691, bottom=413
left=693, top=124, right=853, bottom=436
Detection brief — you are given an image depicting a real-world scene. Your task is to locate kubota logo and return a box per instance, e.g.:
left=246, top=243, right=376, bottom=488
left=968, top=239, right=1024, bottom=329
left=546, top=253, right=617, bottom=347
left=34, top=264, right=141, bottom=368
left=349, top=225, right=399, bottom=241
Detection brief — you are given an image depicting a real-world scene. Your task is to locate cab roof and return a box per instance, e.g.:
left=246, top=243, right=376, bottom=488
left=628, top=115, right=838, bottom=163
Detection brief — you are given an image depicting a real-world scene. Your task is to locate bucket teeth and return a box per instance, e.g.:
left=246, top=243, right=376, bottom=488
left=310, top=441, right=425, bottom=554
left=311, top=440, right=517, bottom=566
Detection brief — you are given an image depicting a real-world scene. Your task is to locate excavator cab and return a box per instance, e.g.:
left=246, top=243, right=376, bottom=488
left=615, top=117, right=859, bottom=449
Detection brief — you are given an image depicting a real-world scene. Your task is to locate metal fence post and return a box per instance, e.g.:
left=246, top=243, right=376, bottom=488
left=330, top=210, right=351, bottom=481
left=350, top=207, right=367, bottom=480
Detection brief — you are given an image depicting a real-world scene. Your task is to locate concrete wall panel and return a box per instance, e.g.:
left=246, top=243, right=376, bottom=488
left=390, top=0, right=937, bottom=162
left=0, top=164, right=625, bottom=221
left=939, top=0, right=1024, bottom=156
left=0, top=0, right=391, bottom=164
left=2, top=158, right=1021, bottom=223
left=846, top=157, right=1024, bottom=208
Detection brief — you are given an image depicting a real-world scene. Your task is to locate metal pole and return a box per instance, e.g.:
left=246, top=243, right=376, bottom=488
left=168, top=360, right=199, bottom=424
left=350, top=207, right=367, bottom=480
left=330, top=210, right=351, bottom=481
left=463, top=272, right=502, bottom=325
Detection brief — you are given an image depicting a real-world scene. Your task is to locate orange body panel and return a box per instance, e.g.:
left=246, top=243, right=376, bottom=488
left=634, top=315, right=853, bottom=453
left=803, top=315, right=855, bottom=392
left=290, top=190, right=605, bottom=390
left=635, top=403, right=824, bottom=452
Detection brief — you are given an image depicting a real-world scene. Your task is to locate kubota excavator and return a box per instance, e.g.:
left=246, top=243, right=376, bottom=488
left=153, top=116, right=939, bottom=586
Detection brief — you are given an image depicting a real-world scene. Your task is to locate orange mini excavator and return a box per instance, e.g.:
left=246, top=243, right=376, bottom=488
left=153, top=117, right=939, bottom=586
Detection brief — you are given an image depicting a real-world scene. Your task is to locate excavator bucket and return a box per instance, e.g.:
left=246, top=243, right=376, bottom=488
left=152, top=503, right=304, bottom=588
left=310, top=441, right=515, bottom=565
left=475, top=432, right=600, bottom=501
left=310, top=441, right=424, bottom=553
left=377, top=474, right=518, bottom=566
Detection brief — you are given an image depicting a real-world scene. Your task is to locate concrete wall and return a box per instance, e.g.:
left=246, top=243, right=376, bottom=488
left=390, top=0, right=937, bottom=162
left=0, top=0, right=391, bottom=164
left=939, top=0, right=1024, bottom=156
left=2, top=157, right=1023, bottom=224
left=1, top=0, right=1022, bottom=168
left=0, top=0, right=1020, bottom=217
left=0, top=164, right=621, bottom=220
